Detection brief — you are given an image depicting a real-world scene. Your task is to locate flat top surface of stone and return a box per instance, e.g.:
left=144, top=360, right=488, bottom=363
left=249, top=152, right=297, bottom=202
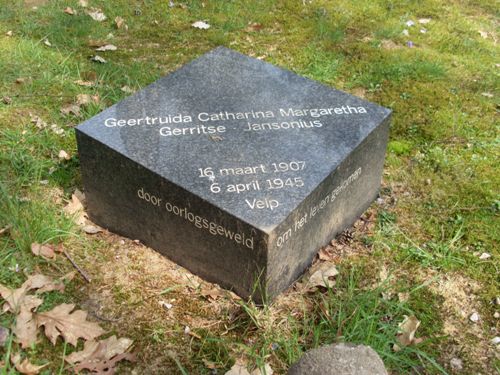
left=77, top=47, right=391, bottom=231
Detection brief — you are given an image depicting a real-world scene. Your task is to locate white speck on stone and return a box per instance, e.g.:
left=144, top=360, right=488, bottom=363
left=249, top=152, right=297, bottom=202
left=184, top=326, right=190, bottom=334
left=405, top=20, right=415, bottom=27
left=420, top=28, right=427, bottom=34
left=491, top=336, right=500, bottom=345
left=402, top=29, right=409, bottom=36
left=450, top=357, right=463, bottom=371
left=418, top=18, right=431, bottom=24
left=494, top=312, right=499, bottom=319
left=469, top=312, right=480, bottom=323
left=479, top=252, right=491, bottom=260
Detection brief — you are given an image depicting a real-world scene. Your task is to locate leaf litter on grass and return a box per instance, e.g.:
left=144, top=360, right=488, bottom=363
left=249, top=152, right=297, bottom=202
left=0, top=272, right=134, bottom=373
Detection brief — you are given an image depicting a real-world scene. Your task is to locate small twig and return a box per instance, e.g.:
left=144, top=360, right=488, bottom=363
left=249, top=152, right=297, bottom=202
left=63, top=250, right=91, bottom=283
left=89, top=311, right=121, bottom=323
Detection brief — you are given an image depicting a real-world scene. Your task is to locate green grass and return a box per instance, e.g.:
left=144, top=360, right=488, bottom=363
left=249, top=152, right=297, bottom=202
left=0, top=0, right=499, bottom=373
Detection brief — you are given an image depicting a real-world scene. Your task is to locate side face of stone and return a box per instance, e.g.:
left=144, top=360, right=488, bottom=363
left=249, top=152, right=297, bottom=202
left=76, top=131, right=268, bottom=300
left=266, top=116, right=390, bottom=298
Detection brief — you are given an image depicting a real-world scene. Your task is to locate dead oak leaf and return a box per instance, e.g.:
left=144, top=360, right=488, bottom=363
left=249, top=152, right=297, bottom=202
left=66, top=335, right=133, bottom=365
left=394, top=315, right=421, bottom=351
left=0, top=274, right=63, bottom=312
left=91, top=55, right=107, bottom=64
left=251, top=363, right=274, bottom=375
left=114, top=16, right=127, bottom=30
left=68, top=336, right=136, bottom=374
left=13, top=295, right=43, bottom=348
left=11, top=353, right=48, bottom=375
left=120, top=85, right=134, bottom=94
left=245, top=23, right=263, bottom=32
left=36, top=303, right=105, bottom=346
left=74, top=79, right=95, bottom=87
left=74, top=351, right=137, bottom=374
left=95, top=44, right=117, bottom=52
left=58, top=150, right=71, bottom=161
left=64, top=194, right=87, bottom=226
left=31, top=243, right=56, bottom=260
left=82, top=224, right=102, bottom=234
left=61, top=103, right=81, bottom=117
left=87, top=9, right=107, bottom=22
left=76, top=93, right=99, bottom=106
left=64, top=7, right=75, bottom=15
left=64, top=194, right=84, bottom=215
left=307, top=263, right=339, bottom=289
left=225, top=364, right=251, bottom=375
left=192, top=21, right=210, bottom=29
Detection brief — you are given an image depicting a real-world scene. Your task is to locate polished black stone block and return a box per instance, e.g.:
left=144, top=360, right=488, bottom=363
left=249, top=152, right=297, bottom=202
left=76, top=47, right=391, bottom=302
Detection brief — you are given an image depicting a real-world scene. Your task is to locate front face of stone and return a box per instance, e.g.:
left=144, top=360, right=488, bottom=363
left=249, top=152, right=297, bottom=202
left=76, top=47, right=391, bottom=301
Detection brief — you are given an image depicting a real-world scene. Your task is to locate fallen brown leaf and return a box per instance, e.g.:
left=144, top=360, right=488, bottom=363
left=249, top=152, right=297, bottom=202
left=394, top=315, right=421, bottom=351
left=73, top=189, right=86, bottom=206
left=200, top=286, right=223, bottom=301
left=36, top=303, right=105, bottom=346
left=82, top=225, right=102, bottom=234
left=64, top=193, right=83, bottom=212
left=226, top=364, right=251, bottom=375
left=121, top=85, right=134, bottom=94
left=87, top=9, right=106, bottom=22
left=479, top=30, right=488, bottom=39
left=76, top=93, right=99, bottom=106
left=115, top=16, right=127, bottom=29
left=96, top=44, right=117, bottom=52
left=307, top=263, right=339, bottom=289
left=251, top=363, right=274, bottom=375
left=203, top=358, right=219, bottom=369
left=64, top=7, right=75, bottom=15
left=30, top=114, right=47, bottom=129
left=317, top=245, right=335, bottom=261
left=74, top=79, right=94, bottom=87
left=0, top=274, right=63, bottom=312
left=31, top=243, right=56, bottom=260
left=67, top=336, right=136, bottom=374
left=13, top=295, right=43, bottom=348
left=66, top=335, right=133, bottom=364
left=58, top=150, right=70, bottom=161
left=11, top=353, right=48, bottom=375
left=60, top=103, right=81, bottom=117
left=245, top=23, right=263, bottom=32
left=0, top=225, right=11, bottom=235
left=192, top=21, right=210, bottom=29
left=74, top=351, right=136, bottom=374
left=91, top=55, right=107, bottom=64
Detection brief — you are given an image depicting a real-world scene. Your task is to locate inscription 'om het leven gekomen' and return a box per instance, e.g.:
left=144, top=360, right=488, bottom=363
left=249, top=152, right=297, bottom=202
left=103, top=106, right=368, bottom=136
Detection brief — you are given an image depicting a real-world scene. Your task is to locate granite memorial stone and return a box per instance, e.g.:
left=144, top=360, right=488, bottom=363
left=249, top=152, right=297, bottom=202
left=76, top=47, right=391, bottom=302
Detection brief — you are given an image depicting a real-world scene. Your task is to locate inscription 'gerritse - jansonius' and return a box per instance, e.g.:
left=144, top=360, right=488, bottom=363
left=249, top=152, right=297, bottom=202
left=103, top=106, right=368, bottom=137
